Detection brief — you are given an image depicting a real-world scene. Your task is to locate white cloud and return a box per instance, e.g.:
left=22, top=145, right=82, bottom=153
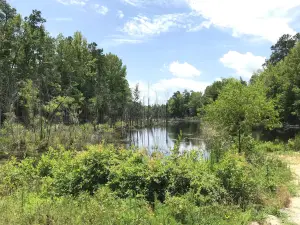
left=94, top=4, right=109, bottom=15
left=129, top=81, right=162, bottom=104
left=119, top=0, right=300, bottom=42
left=130, top=78, right=209, bottom=104
left=220, top=51, right=266, bottom=79
left=188, top=20, right=212, bottom=32
left=169, top=61, right=201, bottom=78
left=121, top=0, right=184, bottom=7
left=130, top=61, right=206, bottom=103
left=112, top=39, right=143, bottom=44
left=101, top=37, right=143, bottom=47
left=54, top=17, right=73, bottom=21
left=153, top=78, right=209, bottom=93
left=122, top=12, right=206, bottom=39
left=56, top=0, right=88, bottom=5
left=185, top=0, right=300, bottom=42
left=122, top=14, right=187, bottom=38
left=117, top=10, right=125, bottom=19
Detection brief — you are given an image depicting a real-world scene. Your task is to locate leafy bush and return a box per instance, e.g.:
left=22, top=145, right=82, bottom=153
left=216, top=152, right=258, bottom=208
left=287, top=133, right=300, bottom=151
left=0, top=143, right=294, bottom=224
left=254, top=141, right=285, bottom=153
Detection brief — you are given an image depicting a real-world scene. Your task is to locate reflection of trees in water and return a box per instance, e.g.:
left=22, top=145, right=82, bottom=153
left=167, top=122, right=202, bottom=146
left=127, top=122, right=203, bottom=153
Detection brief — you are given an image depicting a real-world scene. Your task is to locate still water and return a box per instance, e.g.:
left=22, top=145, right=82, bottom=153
left=123, top=121, right=206, bottom=154
left=112, top=121, right=299, bottom=156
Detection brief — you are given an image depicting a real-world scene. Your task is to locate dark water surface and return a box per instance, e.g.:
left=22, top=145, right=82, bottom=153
left=122, top=121, right=206, bottom=154
left=114, top=122, right=300, bottom=155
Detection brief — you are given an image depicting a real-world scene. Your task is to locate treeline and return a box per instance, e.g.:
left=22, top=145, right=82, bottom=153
left=166, top=78, right=246, bottom=119
left=167, top=90, right=202, bottom=118
left=0, top=1, right=166, bottom=134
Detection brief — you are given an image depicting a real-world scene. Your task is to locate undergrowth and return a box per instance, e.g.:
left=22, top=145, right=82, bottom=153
left=0, top=142, right=294, bottom=225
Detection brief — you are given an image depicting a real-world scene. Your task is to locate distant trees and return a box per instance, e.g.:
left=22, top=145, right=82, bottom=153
left=166, top=78, right=248, bottom=119
left=167, top=91, right=185, bottom=118
left=167, top=90, right=204, bottom=118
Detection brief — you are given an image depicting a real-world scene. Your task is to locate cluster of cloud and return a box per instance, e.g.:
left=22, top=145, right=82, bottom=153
left=169, top=61, right=201, bottom=78
left=121, top=12, right=209, bottom=39
left=57, top=0, right=88, bottom=6
left=56, top=0, right=123, bottom=18
left=220, top=51, right=266, bottom=79
left=186, top=0, right=300, bottom=43
left=121, top=0, right=185, bottom=7
left=94, top=4, right=109, bottom=15
left=121, top=0, right=297, bottom=83
left=131, top=50, right=266, bottom=104
left=121, top=0, right=300, bottom=43
left=129, top=78, right=210, bottom=104
left=117, top=10, right=125, bottom=19
left=130, top=61, right=209, bottom=104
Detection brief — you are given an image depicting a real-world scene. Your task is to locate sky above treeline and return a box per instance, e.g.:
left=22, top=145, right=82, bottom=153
left=8, top=0, right=300, bottom=103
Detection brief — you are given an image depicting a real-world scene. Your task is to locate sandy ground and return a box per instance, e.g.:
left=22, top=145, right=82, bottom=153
left=278, top=153, right=300, bottom=225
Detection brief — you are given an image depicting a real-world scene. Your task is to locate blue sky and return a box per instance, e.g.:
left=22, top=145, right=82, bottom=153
left=8, top=0, right=300, bottom=103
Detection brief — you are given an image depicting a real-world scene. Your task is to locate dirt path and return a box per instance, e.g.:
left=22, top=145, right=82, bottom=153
left=278, top=153, right=300, bottom=225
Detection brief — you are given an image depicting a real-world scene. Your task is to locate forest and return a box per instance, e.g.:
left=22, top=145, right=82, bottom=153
left=1, top=0, right=300, bottom=224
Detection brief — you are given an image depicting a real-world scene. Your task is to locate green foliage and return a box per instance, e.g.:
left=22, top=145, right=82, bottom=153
left=204, top=79, right=279, bottom=153
left=0, top=2, right=134, bottom=135
left=0, top=2, right=299, bottom=224
left=0, top=187, right=255, bottom=225
left=259, top=42, right=300, bottom=125
left=287, top=133, right=300, bottom=152
left=264, top=33, right=300, bottom=66
left=0, top=143, right=294, bottom=224
left=203, top=78, right=237, bottom=105
left=167, top=90, right=203, bottom=118
left=254, top=141, right=286, bottom=153
left=216, top=152, right=258, bottom=208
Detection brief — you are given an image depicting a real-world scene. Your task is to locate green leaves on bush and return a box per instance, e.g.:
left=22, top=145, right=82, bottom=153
left=0, top=144, right=293, bottom=224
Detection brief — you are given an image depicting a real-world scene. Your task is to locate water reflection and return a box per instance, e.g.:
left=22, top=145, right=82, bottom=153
left=125, top=121, right=206, bottom=155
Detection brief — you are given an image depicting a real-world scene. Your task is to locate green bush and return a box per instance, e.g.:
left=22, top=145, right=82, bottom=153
left=216, top=152, right=258, bottom=208
left=254, top=141, right=285, bottom=153
left=51, top=145, right=116, bottom=196
left=0, top=143, right=294, bottom=224
left=287, top=133, right=300, bottom=151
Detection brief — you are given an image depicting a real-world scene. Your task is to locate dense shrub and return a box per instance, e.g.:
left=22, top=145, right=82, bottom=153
left=287, top=133, right=300, bottom=151
left=216, top=152, right=258, bottom=208
left=254, top=141, right=286, bottom=153
left=0, top=143, right=294, bottom=224
left=0, top=187, right=254, bottom=225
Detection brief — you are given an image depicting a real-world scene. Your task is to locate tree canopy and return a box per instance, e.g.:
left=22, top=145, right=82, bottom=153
left=0, top=3, right=134, bottom=130
left=264, top=33, right=300, bottom=66
left=204, top=79, right=279, bottom=153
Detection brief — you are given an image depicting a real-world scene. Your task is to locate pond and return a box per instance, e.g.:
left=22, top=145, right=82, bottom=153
left=121, top=121, right=207, bottom=155
left=111, top=121, right=299, bottom=156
